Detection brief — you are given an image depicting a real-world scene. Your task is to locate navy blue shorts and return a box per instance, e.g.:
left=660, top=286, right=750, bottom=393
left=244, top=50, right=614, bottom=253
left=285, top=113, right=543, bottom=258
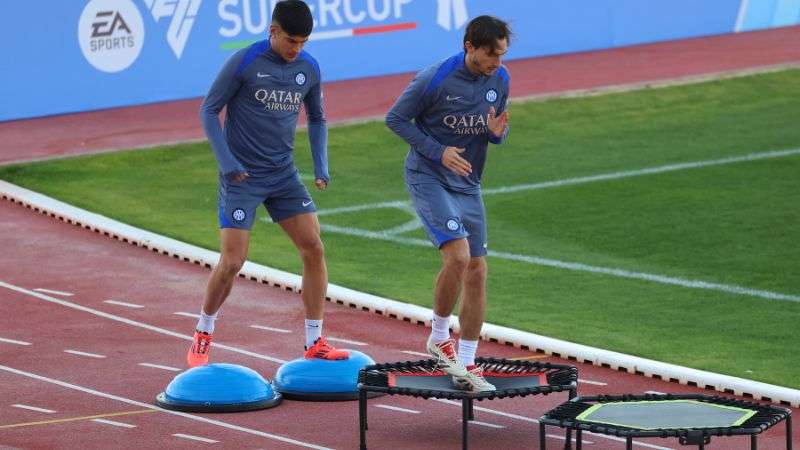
left=406, top=183, right=487, bottom=257
left=218, top=171, right=315, bottom=229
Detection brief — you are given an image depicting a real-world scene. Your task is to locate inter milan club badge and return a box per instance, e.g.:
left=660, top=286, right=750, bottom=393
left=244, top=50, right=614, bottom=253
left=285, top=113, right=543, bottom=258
left=485, top=89, right=498, bottom=102
left=295, top=72, right=306, bottom=86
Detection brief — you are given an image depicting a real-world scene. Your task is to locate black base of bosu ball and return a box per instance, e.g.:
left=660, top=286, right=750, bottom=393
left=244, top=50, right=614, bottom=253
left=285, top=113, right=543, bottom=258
left=155, top=363, right=282, bottom=413
left=357, top=357, right=579, bottom=450
left=274, top=350, right=382, bottom=401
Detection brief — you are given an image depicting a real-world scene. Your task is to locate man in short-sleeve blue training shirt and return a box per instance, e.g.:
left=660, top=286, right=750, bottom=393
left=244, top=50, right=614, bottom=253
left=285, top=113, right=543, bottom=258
left=187, top=0, right=348, bottom=367
left=386, top=16, right=512, bottom=392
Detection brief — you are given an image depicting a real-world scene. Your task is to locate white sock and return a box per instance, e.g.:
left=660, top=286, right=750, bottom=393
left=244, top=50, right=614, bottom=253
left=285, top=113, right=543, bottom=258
left=430, top=313, right=451, bottom=344
left=305, top=319, right=323, bottom=349
left=458, top=339, right=478, bottom=367
left=196, top=310, right=218, bottom=334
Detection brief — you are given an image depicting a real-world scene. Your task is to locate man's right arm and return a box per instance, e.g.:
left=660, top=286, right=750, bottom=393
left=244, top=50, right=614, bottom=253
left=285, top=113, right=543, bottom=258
left=199, top=51, right=247, bottom=179
left=384, top=67, right=446, bottom=163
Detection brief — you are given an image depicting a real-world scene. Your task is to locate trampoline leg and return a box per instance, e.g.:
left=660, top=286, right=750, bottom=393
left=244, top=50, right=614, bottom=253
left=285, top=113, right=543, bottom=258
left=576, top=430, right=582, bottom=450
left=359, top=390, right=367, bottom=450
left=787, top=414, right=793, bottom=450
left=462, top=399, right=469, bottom=450
left=539, top=422, right=547, bottom=450
left=626, top=437, right=633, bottom=450
left=468, top=398, right=475, bottom=421
left=565, top=429, right=572, bottom=450
left=569, top=388, right=577, bottom=400
left=751, top=434, right=757, bottom=450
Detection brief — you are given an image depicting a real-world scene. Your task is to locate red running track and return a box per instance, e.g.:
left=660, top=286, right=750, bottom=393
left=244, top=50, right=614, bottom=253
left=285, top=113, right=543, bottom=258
left=1, top=26, right=799, bottom=165
left=1, top=195, right=797, bottom=449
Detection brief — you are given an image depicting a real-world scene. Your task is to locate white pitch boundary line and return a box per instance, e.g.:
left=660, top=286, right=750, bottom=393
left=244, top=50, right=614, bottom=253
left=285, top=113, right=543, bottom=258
left=250, top=324, right=292, bottom=334
left=173, top=433, right=219, bottom=444
left=320, top=223, right=800, bottom=304
left=12, top=404, right=56, bottom=414
left=0, top=282, right=287, bottom=365
left=104, top=300, right=144, bottom=309
left=64, top=350, right=106, bottom=359
left=2, top=183, right=798, bottom=407
left=374, top=404, right=421, bottom=414
left=33, top=288, right=73, bottom=297
left=317, top=148, right=800, bottom=215
left=0, top=364, right=331, bottom=449
left=579, top=379, right=608, bottom=386
left=92, top=418, right=137, bottom=428
left=174, top=311, right=201, bottom=319
left=138, top=363, right=182, bottom=372
left=465, top=420, right=505, bottom=429
left=0, top=337, right=31, bottom=346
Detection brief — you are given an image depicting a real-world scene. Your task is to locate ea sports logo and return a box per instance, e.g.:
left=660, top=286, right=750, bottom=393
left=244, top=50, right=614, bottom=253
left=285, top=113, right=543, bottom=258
left=485, top=89, right=498, bottom=103
left=232, top=208, right=246, bottom=222
left=295, top=72, right=307, bottom=86
left=78, top=0, right=145, bottom=73
left=446, top=219, right=460, bottom=231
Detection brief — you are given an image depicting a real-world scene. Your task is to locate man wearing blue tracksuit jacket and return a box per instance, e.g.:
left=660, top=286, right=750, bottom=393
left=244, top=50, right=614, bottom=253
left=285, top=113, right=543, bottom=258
left=386, top=15, right=512, bottom=392
left=187, top=0, right=348, bottom=367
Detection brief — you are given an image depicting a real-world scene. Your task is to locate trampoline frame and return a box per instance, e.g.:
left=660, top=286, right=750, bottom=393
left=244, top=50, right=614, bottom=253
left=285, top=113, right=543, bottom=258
left=538, top=393, right=793, bottom=450
left=357, top=357, right=578, bottom=450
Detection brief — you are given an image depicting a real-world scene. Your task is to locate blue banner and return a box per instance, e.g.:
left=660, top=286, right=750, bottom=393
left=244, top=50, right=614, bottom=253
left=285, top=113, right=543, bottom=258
left=1, top=0, right=785, bottom=121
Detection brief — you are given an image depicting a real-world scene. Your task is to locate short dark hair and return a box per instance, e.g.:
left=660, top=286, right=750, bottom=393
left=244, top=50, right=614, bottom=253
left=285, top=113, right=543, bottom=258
left=272, top=0, right=313, bottom=37
left=463, top=15, right=511, bottom=52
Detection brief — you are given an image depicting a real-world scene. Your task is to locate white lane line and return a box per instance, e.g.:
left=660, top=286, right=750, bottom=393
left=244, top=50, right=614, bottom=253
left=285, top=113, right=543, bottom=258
left=92, top=418, right=137, bottom=428
left=12, top=404, right=56, bottom=414
left=326, top=337, right=367, bottom=346
left=174, top=312, right=200, bottom=319
left=138, top=363, right=182, bottom=372
left=579, top=379, right=608, bottom=386
left=104, top=300, right=144, bottom=309
left=0, top=364, right=332, bottom=449
left=174, top=433, right=219, bottom=444
left=432, top=399, right=672, bottom=450
left=374, top=404, right=420, bottom=414
left=0, top=282, right=286, bottom=364
left=320, top=223, right=800, bottom=303
left=64, top=350, right=106, bottom=359
left=466, top=420, right=505, bottom=429
left=645, top=390, right=666, bottom=395
left=33, top=288, right=73, bottom=297
left=250, top=325, right=292, bottom=334
left=401, top=350, right=431, bottom=358
left=318, top=148, right=800, bottom=216
left=0, top=337, right=31, bottom=346
left=547, top=434, right=595, bottom=445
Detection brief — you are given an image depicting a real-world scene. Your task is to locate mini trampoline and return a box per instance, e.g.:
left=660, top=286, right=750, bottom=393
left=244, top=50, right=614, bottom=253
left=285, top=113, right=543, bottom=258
left=538, top=394, right=792, bottom=450
left=357, top=357, right=578, bottom=450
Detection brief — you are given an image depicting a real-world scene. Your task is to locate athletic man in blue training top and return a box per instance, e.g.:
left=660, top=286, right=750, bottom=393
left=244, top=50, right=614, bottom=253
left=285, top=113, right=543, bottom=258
left=187, top=0, right=348, bottom=367
left=386, top=16, right=511, bottom=391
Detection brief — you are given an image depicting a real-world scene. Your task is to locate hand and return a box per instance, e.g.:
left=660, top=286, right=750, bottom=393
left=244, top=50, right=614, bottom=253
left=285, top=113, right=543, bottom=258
left=441, top=146, right=471, bottom=176
left=314, top=178, right=328, bottom=190
left=488, top=106, right=508, bottom=138
left=231, top=171, right=249, bottom=183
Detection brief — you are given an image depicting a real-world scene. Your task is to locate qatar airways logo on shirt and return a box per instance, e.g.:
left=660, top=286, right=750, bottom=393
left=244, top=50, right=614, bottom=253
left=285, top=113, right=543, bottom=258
left=255, top=89, right=303, bottom=112
left=443, top=114, right=488, bottom=136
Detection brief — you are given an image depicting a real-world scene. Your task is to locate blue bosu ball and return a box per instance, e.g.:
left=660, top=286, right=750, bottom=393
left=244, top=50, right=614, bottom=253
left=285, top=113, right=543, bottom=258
left=156, top=363, right=282, bottom=412
left=274, top=350, right=376, bottom=401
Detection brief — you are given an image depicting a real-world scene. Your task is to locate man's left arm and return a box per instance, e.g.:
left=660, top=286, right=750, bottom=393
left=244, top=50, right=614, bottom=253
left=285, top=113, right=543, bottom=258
left=304, top=77, right=329, bottom=187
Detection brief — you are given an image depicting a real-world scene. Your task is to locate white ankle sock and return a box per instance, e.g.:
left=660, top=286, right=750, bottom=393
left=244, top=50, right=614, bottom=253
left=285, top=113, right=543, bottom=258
left=196, top=310, right=218, bottom=334
left=430, top=313, right=451, bottom=344
left=458, top=339, right=478, bottom=367
left=305, top=319, right=323, bottom=349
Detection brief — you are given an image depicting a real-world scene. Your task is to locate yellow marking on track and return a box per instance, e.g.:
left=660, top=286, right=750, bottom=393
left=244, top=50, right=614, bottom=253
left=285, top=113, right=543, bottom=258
left=0, top=409, right=156, bottom=429
left=510, top=354, right=548, bottom=361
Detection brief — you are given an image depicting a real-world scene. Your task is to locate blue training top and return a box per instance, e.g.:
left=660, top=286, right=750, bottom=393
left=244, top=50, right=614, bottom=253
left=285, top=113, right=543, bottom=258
left=200, top=39, right=328, bottom=182
left=386, top=52, right=510, bottom=193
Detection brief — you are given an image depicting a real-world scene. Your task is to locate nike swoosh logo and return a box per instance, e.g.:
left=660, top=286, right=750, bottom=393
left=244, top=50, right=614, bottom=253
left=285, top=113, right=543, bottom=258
left=446, top=95, right=462, bottom=101
left=257, top=72, right=271, bottom=78
left=302, top=200, right=313, bottom=207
